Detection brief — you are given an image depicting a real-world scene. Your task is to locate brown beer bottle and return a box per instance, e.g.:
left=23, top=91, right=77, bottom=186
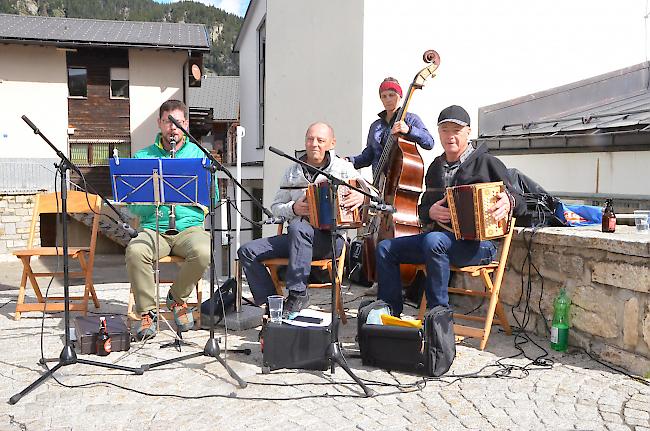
left=602, top=199, right=616, bottom=233
left=96, top=316, right=112, bottom=356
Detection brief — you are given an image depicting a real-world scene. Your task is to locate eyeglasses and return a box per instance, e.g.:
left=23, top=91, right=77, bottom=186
left=160, top=118, right=187, bottom=126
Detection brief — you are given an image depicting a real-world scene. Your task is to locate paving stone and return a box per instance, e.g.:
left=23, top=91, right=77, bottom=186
left=1, top=256, right=650, bottom=430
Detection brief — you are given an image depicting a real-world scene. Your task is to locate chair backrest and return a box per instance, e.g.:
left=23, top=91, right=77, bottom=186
left=492, top=218, right=516, bottom=290
left=27, top=191, right=103, bottom=264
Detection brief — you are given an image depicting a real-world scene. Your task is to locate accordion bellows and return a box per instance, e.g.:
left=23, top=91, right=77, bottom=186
left=446, top=181, right=508, bottom=241
left=306, top=180, right=362, bottom=230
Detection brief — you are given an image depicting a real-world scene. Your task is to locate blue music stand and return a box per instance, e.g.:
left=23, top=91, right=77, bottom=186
left=109, top=157, right=211, bottom=208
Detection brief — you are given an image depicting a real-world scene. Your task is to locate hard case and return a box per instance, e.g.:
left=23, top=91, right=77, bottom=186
left=74, top=315, right=131, bottom=354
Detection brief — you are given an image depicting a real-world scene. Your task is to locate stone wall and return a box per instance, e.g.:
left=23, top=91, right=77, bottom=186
left=0, top=193, right=38, bottom=261
left=451, top=225, right=650, bottom=376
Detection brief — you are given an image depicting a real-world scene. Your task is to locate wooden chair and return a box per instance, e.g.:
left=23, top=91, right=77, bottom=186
left=261, top=224, right=348, bottom=323
left=13, top=191, right=102, bottom=320
left=126, top=255, right=203, bottom=329
left=416, top=218, right=516, bottom=350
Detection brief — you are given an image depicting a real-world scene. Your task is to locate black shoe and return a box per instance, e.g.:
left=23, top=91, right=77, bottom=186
left=283, top=290, right=309, bottom=316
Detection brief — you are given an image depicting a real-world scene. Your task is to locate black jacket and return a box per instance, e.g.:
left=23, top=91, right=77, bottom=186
left=418, top=143, right=527, bottom=230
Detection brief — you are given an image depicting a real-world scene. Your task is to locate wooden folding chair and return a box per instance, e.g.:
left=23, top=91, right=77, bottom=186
left=416, top=218, right=516, bottom=350
left=261, top=224, right=348, bottom=323
left=13, top=191, right=102, bottom=320
left=126, top=256, right=203, bottom=329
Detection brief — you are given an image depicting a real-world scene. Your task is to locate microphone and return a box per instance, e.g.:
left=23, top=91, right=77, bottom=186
left=122, top=223, right=139, bottom=238
left=369, top=201, right=396, bottom=213
left=21, top=115, right=39, bottom=134
left=268, top=146, right=286, bottom=157
left=263, top=216, right=287, bottom=225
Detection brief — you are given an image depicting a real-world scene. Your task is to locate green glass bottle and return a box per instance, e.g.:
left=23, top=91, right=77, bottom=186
left=551, top=288, right=570, bottom=351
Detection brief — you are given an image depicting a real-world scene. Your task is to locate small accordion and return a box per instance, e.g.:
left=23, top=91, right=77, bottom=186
left=306, top=180, right=362, bottom=230
left=446, top=181, right=508, bottom=241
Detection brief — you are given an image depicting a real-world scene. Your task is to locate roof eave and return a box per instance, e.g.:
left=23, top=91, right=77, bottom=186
left=0, top=37, right=211, bottom=52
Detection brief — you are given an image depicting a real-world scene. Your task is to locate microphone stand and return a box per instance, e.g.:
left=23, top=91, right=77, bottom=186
left=9, top=116, right=143, bottom=405
left=268, top=146, right=379, bottom=397
left=140, top=115, right=265, bottom=388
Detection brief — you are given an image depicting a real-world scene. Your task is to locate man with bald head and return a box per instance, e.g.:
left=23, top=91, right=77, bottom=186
left=238, top=122, right=366, bottom=315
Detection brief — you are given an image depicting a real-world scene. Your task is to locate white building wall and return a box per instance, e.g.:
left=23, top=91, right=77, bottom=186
left=499, top=152, right=650, bottom=197
left=236, top=0, right=266, bottom=164
left=128, top=49, right=186, bottom=153
left=262, top=0, right=365, bottom=213
left=0, top=45, right=68, bottom=158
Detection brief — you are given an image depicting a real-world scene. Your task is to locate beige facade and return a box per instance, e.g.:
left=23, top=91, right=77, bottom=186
left=0, top=44, right=68, bottom=158
left=128, top=49, right=186, bottom=153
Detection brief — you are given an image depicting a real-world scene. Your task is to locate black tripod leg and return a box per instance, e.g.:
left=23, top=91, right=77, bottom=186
left=328, top=343, right=375, bottom=397
left=77, top=358, right=144, bottom=374
left=9, top=362, right=64, bottom=405
left=216, top=355, right=248, bottom=388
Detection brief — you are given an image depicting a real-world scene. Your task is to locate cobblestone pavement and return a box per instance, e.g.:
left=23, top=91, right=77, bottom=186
left=1, top=255, right=649, bottom=431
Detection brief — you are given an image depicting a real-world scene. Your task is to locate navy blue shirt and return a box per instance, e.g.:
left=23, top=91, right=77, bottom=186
left=349, top=110, right=434, bottom=173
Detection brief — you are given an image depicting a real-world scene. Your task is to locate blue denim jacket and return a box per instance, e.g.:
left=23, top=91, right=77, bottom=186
left=349, top=111, right=434, bottom=171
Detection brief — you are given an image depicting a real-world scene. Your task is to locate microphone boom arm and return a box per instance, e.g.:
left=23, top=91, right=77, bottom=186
left=167, top=115, right=273, bottom=218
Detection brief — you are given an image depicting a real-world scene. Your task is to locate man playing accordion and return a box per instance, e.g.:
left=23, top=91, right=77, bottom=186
left=238, top=122, right=367, bottom=315
left=376, top=105, right=526, bottom=316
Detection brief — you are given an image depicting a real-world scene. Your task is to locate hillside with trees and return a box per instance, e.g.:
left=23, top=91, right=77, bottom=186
left=0, top=0, right=243, bottom=75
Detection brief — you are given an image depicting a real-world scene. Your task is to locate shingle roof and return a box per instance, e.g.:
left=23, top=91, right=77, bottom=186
left=479, top=62, right=650, bottom=140
left=0, top=13, right=210, bottom=51
left=189, top=75, right=239, bottom=121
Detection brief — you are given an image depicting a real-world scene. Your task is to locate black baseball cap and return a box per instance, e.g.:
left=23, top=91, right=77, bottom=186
left=437, top=105, right=470, bottom=127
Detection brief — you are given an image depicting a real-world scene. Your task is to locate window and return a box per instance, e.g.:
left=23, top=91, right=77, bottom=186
left=67, top=67, right=87, bottom=97
left=257, top=20, right=266, bottom=149
left=110, top=68, right=129, bottom=99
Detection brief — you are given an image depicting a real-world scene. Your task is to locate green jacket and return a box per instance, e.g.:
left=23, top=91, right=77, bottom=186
left=129, top=134, right=219, bottom=232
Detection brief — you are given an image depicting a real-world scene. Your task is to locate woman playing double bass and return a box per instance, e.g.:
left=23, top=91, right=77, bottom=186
left=346, top=77, right=434, bottom=172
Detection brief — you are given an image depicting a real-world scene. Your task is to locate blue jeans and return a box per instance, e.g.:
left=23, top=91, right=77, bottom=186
left=376, top=231, right=497, bottom=316
left=237, top=218, right=343, bottom=305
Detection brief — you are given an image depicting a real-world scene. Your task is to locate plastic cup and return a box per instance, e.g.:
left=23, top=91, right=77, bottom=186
left=634, top=210, right=650, bottom=234
left=267, top=295, right=284, bottom=323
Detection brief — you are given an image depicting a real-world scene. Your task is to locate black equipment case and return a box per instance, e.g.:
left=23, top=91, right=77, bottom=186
left=260, top=318, right=339, bottom=372
left=74, top=315, right=131, bottom=354
left=357, top=299, right=455, bottom=376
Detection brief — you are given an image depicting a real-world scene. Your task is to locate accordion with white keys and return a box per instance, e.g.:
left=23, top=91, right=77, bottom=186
left=446, top=181, right=509, bottom=241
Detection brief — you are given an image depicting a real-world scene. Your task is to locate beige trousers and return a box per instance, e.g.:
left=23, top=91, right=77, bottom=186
left=125, top=226, right=210, bottom=314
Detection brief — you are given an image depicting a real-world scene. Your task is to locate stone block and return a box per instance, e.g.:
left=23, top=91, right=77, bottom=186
left=2, top=215, right=20, bottom=223
left=571, top=307, right=618, bottom=339
left=15, top=195, right=28, bottom=203
left=593, top=342, right=650, bottom=377
left=5, top=224, right=16, bottom=235
left=572, top=284, right=614, bottom=315
left=15, top=208, right=29, bottom=216
left=644, top=308, right=650, bottom=351
left=623, top=297, right=639, bottom=348
left=542, top=250, right=585, bottom=278
left=592, top=262, right=650, bottom=293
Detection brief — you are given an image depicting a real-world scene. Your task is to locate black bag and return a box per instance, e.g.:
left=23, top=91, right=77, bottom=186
left=423, top=305, right=456, bottom=377
left=506, top=168, right=565, bottom=228
left=347, top=239, right=373, bottom=286
left=357, top=300, right=456, bottom=376
left=200, top=277, right=236, bottom=327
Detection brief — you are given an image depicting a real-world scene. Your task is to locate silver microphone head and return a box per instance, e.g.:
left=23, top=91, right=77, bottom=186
left=169, top=136, right=177, bottom=154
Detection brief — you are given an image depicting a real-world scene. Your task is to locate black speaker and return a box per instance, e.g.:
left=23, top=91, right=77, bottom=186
left=260, top=319, right=339, bottom=372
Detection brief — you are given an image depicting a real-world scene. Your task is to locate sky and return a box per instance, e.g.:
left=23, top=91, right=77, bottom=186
left=153, top=0, right=250, bottom=17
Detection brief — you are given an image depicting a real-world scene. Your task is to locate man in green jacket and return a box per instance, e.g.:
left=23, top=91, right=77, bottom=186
left=126, top=99, right=214, bottom=340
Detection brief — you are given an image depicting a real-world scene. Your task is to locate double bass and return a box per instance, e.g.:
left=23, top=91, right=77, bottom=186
left=363, top=49, right=441, bottom=284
